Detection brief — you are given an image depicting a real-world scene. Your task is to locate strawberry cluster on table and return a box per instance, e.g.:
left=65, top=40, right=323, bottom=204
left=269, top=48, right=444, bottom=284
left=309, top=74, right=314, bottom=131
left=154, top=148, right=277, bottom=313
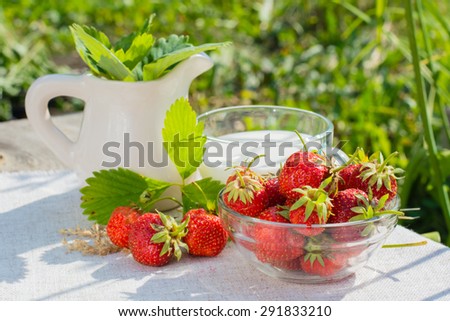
left=221, top=148, right=403, bottom=277
left=106, top=206, right=228, bottom=267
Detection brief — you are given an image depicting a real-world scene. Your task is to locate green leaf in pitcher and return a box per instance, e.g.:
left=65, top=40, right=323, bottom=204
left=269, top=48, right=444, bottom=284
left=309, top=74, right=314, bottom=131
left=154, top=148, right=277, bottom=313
left=70, top=24, right=134, bottom=81
left=149, top=34, right=193, bottom=61
left=69, top=15, right=231, bottom=82
left=113, top=33, right=155, bottom=71
left=143, top=42, right=231, bottom=81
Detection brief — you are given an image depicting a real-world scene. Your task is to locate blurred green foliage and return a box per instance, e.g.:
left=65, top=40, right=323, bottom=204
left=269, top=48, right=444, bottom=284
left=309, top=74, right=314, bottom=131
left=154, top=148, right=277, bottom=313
left=1, top=0, right=449, bottom=243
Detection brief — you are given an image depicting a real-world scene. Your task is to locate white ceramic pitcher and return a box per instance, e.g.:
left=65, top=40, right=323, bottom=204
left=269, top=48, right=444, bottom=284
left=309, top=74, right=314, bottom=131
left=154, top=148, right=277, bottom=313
left=25, top=53, right=213, bottom=208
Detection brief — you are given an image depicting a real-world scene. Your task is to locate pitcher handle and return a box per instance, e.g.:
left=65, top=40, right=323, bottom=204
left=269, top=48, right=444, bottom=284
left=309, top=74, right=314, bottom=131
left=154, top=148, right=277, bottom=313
left=25, top=74, right=87, bottom=168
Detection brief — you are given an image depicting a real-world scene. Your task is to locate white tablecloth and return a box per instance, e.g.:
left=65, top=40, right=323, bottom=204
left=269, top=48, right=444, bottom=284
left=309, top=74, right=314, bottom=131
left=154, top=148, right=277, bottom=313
left=1, top=171, right=449, bottom=301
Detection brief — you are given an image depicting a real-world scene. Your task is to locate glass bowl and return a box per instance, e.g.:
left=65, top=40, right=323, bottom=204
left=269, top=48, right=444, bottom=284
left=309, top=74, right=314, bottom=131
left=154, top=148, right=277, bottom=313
left=197, top=105, right=334, bottom=183
left=217, top=190, right=398, bottom=283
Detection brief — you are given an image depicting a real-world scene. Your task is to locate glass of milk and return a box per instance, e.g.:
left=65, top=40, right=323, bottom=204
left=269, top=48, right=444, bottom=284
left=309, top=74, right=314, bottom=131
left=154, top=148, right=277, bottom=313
left=197, top=105, right=334, bottom=183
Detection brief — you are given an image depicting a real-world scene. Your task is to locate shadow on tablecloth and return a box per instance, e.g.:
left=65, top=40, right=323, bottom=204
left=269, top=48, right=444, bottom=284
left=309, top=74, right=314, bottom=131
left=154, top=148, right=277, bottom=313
left=0, top=188, right=86, bottom=285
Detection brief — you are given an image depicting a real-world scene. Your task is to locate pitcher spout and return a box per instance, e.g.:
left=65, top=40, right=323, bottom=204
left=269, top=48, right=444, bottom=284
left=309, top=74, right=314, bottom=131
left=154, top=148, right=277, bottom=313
left=164, top=52, right=214, bottom=88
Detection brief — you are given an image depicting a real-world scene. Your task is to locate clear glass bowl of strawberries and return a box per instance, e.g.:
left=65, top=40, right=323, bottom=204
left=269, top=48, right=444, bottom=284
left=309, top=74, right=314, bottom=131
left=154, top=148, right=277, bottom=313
left=217, top=147, right=403, bottom=283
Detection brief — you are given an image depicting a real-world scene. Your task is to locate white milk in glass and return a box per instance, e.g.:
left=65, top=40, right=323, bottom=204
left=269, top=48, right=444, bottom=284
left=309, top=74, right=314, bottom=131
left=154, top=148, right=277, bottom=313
left=199, top=130, right=320, bottom=183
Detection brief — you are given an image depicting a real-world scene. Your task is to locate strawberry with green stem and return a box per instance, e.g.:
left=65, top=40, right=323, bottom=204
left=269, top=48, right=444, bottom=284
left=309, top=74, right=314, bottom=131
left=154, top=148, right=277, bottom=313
left=335, top=149, right=404, bottom=201
left=257, top=205, right=290, bottom=223
left=327, top=147, right=368, bottom=194
left=223, top=162, right=268, bottom=217
left=300, top=236, right=348, bottom=277
left=300, top=252, right=346, bottom=277
left=356, top=151, right=404, bottom=201
left=328, top=188, right=369, bottom=224
left=330, top=193, right=404, bottom=242
left=288, top=178, right=333, bottom=236
left=347, top=193, right=403, bottom=222
left=128, top=211, right=188, bottom=266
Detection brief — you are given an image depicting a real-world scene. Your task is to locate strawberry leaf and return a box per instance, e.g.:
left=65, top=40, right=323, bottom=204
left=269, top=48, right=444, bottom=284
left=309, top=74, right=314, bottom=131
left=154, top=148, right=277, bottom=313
left=138, top=177, right=174, bottom=212
left=182, top=177, right=225, bottom=213
left=80, top=168, right=173, bottom=225
left=162, top=97, right=206, bottom=180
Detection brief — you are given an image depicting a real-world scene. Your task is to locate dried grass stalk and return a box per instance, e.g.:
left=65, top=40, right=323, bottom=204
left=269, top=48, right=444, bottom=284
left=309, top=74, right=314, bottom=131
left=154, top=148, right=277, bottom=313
left=60, top=224, right=125, bottom=256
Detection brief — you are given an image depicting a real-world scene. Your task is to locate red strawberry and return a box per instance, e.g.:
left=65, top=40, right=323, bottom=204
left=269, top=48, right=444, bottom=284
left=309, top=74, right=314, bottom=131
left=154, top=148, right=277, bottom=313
left=264, top=177, right=287, bottom=207
left=254, top=207, right=304, bottom=263
left=254, top=225, right=305, bottom=263
left=300, top=253, right=345, bottom=277
left=223, top=189, right=268, bottom=217
left=226, top=165, right=264, bottom=185
left=333, top=147, right=370, bottom=191
left=257, top=205, right=290, bottom=223
left=336, top=164, right=360, bottom=191
left=106, top=206, right=141, bottom=248
left=223, top=167, right=268, bottom=217
left=233, top=206, right=290, bottom=254
left=288, top=180, right=333, bottom=236
left=330, top=191, right=403, bottom=242
left=362, top=172, right=398, bottom=202
left=228, top=206, right=289, bottom=252
left=182, top=208, right=228, bottom=257
left=270, top=257, right=302, bottom=271
left=279, top=151, right=329, bottom=200
left=128, top=212, right=187, bottom=266
left=328, top=188, right=369, bottom=224
left=338, top=152, right=403, bottom=201
left=300, top=235, right=347, bottom=276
